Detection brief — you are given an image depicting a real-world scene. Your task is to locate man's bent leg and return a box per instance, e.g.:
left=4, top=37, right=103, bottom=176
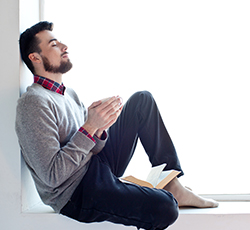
left=100, top=91, right=184, bottom=177
left=60, top=156, right=179, bottom=230
left=99, top=91, right=218, bottom=208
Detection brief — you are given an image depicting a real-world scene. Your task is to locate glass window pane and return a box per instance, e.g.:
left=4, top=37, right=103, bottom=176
left=43, top=0, right=250, bottom=195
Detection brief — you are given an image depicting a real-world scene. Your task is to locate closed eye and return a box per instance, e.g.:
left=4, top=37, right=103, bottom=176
left=49, top=38, right=58, bottom=47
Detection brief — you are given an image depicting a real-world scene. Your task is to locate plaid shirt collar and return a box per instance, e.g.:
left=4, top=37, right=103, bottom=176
left=34, top=75, right=66, bottom=95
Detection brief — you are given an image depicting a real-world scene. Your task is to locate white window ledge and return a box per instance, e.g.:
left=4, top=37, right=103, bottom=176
left=21, top=202, right=250, bottom=230
left=179, top=201, right=250, bottom=215
left=24, top=201, right=250, bottom=215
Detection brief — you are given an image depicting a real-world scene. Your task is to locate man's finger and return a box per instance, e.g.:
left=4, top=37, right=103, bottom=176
left=88, top=100, right=102, bottom=109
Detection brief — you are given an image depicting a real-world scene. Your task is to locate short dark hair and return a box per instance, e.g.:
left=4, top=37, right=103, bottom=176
left=19, top=21, right=54, bottom=74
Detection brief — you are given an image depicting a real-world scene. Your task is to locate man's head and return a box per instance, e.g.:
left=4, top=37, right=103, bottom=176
left=19, top=21, right=72, bottom=75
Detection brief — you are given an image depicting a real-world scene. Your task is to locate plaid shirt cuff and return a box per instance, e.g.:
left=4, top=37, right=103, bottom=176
left=78, top=127, right=96, bottom=143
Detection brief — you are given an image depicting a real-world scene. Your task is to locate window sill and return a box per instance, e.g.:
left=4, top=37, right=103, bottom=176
left=179, top=201, right=250, bottom=215
left=24, top=201, right=250, bottom=215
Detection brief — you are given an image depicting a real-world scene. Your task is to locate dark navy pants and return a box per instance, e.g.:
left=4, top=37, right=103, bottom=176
left=60, top=91, right=183, bottom=229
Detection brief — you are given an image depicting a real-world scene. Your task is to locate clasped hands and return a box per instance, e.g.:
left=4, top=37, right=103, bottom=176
left=82, top=96, right=123, bottom=138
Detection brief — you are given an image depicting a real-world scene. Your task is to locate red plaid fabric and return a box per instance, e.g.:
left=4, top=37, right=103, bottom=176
left=34, top=75, right=66, bottom=95
left=78, top=127, right=96, bottom=143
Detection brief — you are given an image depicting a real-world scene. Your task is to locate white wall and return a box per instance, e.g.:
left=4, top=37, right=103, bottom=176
left=0, top=0, right=22, bottom=229
left=0, top=0, right=250, bottom=229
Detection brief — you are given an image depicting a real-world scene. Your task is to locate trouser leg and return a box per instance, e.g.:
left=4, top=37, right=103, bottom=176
left=100, top=91, right=184, bottom=177
left=60, top=155, right=179, bottom=230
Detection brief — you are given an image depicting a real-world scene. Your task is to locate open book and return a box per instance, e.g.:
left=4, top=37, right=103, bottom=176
left=122, top=164, right=181, bottom=189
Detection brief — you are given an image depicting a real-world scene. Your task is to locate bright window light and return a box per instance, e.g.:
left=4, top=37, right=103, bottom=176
left=43, top=0, right=250, bottom=195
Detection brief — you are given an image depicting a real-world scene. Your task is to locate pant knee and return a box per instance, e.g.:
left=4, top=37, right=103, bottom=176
left=163, top=198, right=179, bottom=226
left=151, top=191, right=179, bottom=229
left=128, top=91, right=155, bottom=111
left=131, top=90, right=153, bottom=101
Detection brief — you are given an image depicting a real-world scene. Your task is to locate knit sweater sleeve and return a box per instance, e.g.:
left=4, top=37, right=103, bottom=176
left=15, top=92, right=95, bottom=188
left=92, top=131, right=108, bottom=154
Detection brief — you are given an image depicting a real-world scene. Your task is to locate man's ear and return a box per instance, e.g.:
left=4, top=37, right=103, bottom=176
left=28, top=53, right=42, bottom=64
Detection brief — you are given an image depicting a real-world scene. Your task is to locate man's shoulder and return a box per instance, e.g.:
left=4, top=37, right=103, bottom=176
left=17, top=84, right=53, bottom=108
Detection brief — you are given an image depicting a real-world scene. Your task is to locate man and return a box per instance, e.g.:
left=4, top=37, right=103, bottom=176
left=16, top=21, right=218, bottom=230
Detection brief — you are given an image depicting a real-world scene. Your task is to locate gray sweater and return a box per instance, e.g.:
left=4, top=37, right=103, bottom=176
left=15, top=83, right=107, bottom=212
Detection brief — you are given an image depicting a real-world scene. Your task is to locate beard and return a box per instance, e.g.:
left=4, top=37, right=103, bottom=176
left=41, top=55, right=73, bottom=74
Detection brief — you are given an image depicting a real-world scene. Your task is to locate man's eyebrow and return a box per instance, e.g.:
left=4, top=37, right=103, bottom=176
left=48, top=38, right=58, bottom=44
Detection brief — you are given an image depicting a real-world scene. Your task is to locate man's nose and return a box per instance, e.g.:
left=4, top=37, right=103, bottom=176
left=60, top=42, right=68, bottom=52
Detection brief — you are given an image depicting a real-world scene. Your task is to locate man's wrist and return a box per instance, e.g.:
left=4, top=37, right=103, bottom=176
left=81, top=123, right=97, bottom=137
left=95, top=129, right=104, bottom=139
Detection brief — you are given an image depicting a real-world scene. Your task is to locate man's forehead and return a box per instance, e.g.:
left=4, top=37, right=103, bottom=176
left=36, top=30, right=57, bottom=44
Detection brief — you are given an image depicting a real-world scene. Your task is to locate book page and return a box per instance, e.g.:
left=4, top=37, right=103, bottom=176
left=157, top=170, right=172, bottom=183
left=146, top=163, right=167, bottom=187
left=155, top=170, right=181, bottom=189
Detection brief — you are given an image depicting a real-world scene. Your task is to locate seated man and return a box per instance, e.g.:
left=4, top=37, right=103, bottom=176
left=16, top=21, right=218, bottom=230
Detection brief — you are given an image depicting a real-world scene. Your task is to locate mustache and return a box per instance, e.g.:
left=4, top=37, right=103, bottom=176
left=61, top=52, right=68, bottom=57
